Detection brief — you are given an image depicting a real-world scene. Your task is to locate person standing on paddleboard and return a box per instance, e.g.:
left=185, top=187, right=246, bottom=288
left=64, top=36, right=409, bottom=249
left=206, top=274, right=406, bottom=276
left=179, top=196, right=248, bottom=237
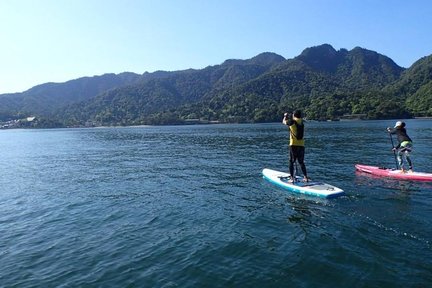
left=283, top=110, right=309, bottom=182
left=387, top=121, right=413, bottom=172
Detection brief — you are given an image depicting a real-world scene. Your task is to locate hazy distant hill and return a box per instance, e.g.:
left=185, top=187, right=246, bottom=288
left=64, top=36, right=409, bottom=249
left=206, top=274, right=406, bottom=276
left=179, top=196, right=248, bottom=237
left=1, top=44, right=431, bottom=127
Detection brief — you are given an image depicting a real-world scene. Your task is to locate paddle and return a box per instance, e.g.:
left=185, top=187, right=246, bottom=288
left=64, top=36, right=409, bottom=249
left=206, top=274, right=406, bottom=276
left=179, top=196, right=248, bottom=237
left=388, top=132, right=399, bottom=169
left=284, top=113, right=294, bottom=179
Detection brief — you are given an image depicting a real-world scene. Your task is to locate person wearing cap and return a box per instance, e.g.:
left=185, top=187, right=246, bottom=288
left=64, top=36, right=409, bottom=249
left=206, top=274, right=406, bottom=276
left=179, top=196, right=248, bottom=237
left=386, top=121, right=413, bottom=172
left=283, top=110, right=309, bottom=182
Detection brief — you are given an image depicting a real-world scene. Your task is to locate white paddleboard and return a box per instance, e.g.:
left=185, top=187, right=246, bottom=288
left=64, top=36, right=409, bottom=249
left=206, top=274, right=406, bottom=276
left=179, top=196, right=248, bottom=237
left=262, top=168, right=344, bottom=198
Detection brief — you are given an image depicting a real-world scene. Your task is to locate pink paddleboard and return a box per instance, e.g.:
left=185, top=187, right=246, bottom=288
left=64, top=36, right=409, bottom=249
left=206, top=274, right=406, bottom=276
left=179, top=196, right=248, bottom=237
left=355, top=164, right=432, bottom=182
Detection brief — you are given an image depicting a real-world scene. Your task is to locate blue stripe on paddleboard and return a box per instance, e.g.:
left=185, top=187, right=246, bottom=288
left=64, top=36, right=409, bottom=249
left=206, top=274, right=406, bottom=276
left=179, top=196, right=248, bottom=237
left=262, top=174, right=344, bottom=199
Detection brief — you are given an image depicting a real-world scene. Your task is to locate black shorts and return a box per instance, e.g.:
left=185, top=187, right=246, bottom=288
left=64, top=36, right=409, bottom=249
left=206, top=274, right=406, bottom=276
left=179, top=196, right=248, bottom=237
left=289, top=145, right=305, bottom=163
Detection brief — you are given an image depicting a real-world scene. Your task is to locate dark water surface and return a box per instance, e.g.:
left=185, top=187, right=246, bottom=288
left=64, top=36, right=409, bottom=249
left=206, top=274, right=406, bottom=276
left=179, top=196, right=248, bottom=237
left=1, top=120, right=431, bottom=287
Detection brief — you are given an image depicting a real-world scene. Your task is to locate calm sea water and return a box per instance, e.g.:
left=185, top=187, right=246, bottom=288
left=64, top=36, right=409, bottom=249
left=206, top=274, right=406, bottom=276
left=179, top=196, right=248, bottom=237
left=0, top=120, right=431, bottom=287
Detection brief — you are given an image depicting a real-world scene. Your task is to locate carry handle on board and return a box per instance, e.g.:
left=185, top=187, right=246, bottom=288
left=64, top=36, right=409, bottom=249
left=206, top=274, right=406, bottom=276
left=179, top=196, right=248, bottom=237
left=389, top=132, right=399, bottom=170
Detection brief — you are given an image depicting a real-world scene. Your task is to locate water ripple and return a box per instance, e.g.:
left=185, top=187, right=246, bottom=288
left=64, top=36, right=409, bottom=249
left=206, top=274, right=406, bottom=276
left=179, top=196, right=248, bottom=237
left=0, top=121, right=431, bottom=286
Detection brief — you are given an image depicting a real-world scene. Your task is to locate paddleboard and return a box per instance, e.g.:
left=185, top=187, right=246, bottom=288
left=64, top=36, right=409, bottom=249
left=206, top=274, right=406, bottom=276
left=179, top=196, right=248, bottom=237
left=355, top=164, right=432, bottom=182
left=262, top=168, right=344, bottom=198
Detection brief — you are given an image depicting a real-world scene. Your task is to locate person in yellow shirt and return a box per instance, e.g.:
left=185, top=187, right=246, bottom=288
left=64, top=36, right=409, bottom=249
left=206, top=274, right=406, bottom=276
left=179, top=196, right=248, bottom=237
left=282, top=110, right=309, bottom=182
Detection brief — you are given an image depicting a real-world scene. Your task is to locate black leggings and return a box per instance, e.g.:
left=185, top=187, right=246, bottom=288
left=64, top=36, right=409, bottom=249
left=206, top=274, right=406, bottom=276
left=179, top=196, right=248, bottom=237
left=289, top=145, right=307, bottom=177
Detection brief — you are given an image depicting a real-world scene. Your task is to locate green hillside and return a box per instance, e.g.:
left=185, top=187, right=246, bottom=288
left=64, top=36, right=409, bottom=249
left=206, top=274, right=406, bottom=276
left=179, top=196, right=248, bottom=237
left=1, top=44, right=431, bottom=128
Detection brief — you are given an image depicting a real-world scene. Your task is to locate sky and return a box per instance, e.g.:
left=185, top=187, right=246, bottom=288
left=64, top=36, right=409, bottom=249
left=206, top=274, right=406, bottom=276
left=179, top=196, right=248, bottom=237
left=1, top=0, right=431, bottom=94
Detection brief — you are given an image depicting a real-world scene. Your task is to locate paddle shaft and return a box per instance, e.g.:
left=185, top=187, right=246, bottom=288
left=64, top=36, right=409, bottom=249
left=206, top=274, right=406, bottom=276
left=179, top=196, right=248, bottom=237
left=389, top=132, right=399, bottom=169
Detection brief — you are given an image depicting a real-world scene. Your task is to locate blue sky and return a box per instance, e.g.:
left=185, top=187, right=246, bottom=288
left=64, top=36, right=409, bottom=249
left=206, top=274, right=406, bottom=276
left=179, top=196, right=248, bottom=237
left=1, top=0, right=431, bottom=94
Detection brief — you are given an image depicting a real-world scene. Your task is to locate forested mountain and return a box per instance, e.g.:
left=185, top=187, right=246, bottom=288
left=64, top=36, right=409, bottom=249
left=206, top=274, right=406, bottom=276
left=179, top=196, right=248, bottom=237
left=57, top=52, right=286, bottom=126
left=0, top=72, right=143, bottom=119
left=1, top=44, right=431, bottom=127
left=388, top=55, right=432, bottom=116
left=143, top=44, right=408, bottom=123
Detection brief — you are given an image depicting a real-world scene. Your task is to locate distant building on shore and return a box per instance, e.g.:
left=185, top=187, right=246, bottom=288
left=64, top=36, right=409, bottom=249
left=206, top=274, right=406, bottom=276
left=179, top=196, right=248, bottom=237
left=339, top=114, right=367, bottom=121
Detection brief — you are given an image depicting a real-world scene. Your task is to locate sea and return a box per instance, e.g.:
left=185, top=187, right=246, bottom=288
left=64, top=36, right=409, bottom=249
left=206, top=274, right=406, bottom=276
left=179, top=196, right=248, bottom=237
left=0, top=119, right=431, bottom=287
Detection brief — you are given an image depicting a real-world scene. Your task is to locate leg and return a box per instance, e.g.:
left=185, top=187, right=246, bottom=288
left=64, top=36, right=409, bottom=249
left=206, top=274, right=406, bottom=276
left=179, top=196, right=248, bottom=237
left=289, top=146, right=297, bottom=179
left=296, top=146, right=308, bottom=180
left=289, top=160, right=295, bottom=179
left=397, top=149, right=404, bottom=170
left=404, top=150, right=413, bottom=171
left=403, top=143, right=413, bottom=171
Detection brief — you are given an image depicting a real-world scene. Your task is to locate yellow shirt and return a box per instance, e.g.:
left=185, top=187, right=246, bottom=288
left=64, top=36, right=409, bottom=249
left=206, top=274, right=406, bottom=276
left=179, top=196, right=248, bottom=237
left=287, top=118, right=305, bottom=146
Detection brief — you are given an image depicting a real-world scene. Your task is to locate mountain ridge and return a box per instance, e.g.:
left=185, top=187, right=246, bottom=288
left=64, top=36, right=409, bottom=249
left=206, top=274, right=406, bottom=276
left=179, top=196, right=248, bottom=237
left=1, top=44, right=431, bottom=127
